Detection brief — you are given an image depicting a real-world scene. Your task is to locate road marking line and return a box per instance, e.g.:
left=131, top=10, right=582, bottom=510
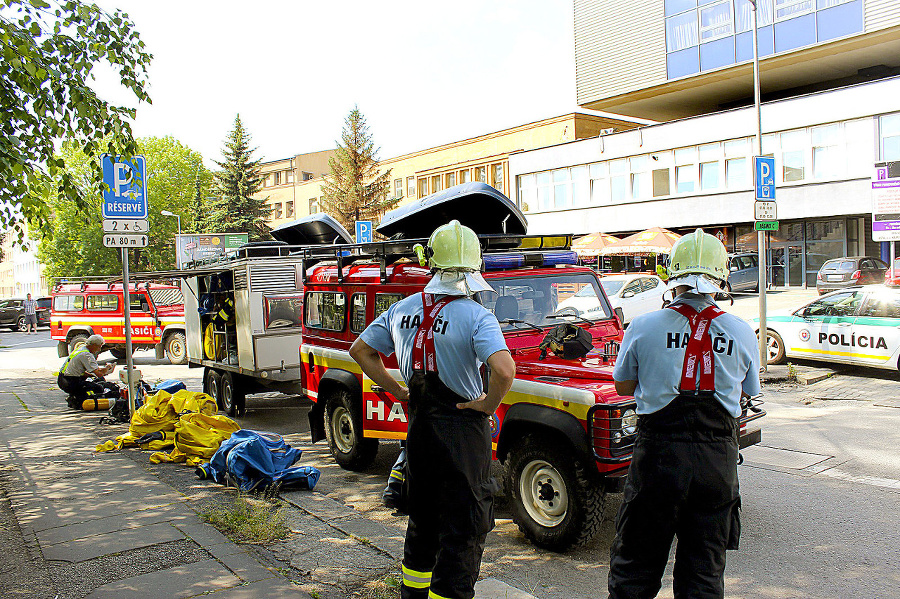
left=819, top=468, right=900, bottom=490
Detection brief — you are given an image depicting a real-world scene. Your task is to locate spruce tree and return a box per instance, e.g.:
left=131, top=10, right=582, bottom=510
left=188, top=172, right=206, bottom=234
left=208, top=115, right=271, bottom=240
left=321, top=107, right=396, bottom=232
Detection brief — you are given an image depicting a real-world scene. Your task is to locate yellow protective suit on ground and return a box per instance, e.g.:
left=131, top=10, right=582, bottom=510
left=95, top=389, right=238, bottom=465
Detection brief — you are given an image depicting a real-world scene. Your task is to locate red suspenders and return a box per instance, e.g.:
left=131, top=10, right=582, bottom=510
left=667, top=303, right=725, bottom=394
left=412, top=293, right=460, bottom=373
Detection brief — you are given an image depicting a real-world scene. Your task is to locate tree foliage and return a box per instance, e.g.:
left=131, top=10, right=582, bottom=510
left=1, top=0, right=152, bottom=245
left=321, top=107, right=395, bottom=232
left=206, top=114, right=271, bottom=241
left=37, top=136, right=212, bottom=277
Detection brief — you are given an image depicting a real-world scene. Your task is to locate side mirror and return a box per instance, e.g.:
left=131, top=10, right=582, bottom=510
left=614, top=307, right=625, bottom=324
left=622, top=290, right=635, bottom=298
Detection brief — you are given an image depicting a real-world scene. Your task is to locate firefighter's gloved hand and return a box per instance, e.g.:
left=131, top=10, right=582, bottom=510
left=136, top=431, right=164, bottom=445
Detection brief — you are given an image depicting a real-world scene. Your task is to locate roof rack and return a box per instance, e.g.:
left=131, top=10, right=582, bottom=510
left=295, top=233, right=574, bottom=284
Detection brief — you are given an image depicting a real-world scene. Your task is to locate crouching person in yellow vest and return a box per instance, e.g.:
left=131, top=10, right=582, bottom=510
left=56, top=334, right=119, bottom=409
left=350, top=221, right=516, bottom=599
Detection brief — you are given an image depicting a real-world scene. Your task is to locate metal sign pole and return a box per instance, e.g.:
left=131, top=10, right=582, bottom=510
left=121, top=248, right=136, bottom=414
left=752, top=0, right=768, bottom=373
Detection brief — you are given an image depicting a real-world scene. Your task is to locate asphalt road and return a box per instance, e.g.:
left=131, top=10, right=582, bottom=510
left=2, top=313, right=899, bottom=598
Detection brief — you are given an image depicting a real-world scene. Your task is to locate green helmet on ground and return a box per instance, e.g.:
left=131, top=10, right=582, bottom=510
left=414, top=220, right=483, bottom=271
left=668, top=228, right=728, bottom=282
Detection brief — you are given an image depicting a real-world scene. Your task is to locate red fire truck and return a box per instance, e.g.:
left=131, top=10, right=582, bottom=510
left=51, top=282, right=187, bottom=364
left=296, top=183, right=765, bottom=551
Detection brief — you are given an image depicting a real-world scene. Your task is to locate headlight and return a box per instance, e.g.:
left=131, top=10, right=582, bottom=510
left=621, top=409, right=637, bottom=436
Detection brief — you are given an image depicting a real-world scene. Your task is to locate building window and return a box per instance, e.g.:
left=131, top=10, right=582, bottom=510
left=519, top=174, right=537, bottom=212
left=666, top=10, right=699, bottom=52
left=273, top=203, right=283, bottom=219
left=630, top=155, right=650, bottom=199
left=781, top=129, right=807, bottom=182
left=274, top=172, right=281, bottom=186
left=474, top=166, right=487, bottom=183
left=394, top=178, right=403, bottom=199
left=652, top=168, right=671, bottom=196
left=286, top=201, right=294, bottom=218
left=610, top=159, right=629, bottom=203
left=286, top=170, right=294, bottom=184
left=811, top=123, right=842, bottom=179
left=431, top=175, right=442, bottom=194
left=309, top=198, right=318, bottom=214
left=699, top=142, right=720, bottom=190
left=881, top=113, right=900, bottom=161
left=699, top=1, right=733, bottom=42
left=418, top=178, right=429, bottom=198
left=775, top=0, right=814, bottom=21
left=492, top=163, right=504, bottom=193
left=446, top=171, right=456, bottom=188
left=459, top=169, right=469, bottom=184
left=674, top=147, right=697, bottom=193
left=536, top=171, right=552, bottom=211
left=302, top=171, right=314, bottom=181
left=589, top=162, right=610, bottom=206
left=571, top=165, right=590, bottom=207
left=725, top=157, right=748, bottom=189
left=552, top=168, right=570, bottom=209
left=407, top=176, right=416, bottom=198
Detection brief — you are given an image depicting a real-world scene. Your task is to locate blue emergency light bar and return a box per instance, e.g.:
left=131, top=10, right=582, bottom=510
left=483, top=250, right=578, bottom=271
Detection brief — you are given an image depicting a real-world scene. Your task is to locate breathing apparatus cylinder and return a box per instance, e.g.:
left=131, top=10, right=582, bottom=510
left=82, top=397, right=113, bottom=411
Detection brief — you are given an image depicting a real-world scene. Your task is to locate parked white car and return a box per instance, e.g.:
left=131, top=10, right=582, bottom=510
left=558, top=274, right=667, bottom=324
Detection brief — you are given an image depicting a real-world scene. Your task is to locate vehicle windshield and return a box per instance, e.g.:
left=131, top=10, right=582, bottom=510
left=475, top=273, right=612, bottom=327
left=150, top=288, right=184, bottom=306
left=600, top=279, right=625, bottom=296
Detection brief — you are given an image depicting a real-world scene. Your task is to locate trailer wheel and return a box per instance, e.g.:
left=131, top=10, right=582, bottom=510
left=165, top=332, right=188, bottom=365
left=324, top=388, right=378, bottom=471
left=506, top=434, right=605, bottom=552
left=220, top=371, right=246, bottom=417
left=205, top=369, right=221, bottom=406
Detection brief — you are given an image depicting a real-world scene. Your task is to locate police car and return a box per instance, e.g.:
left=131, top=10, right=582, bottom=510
left=757, top=285, right=900, bottom=370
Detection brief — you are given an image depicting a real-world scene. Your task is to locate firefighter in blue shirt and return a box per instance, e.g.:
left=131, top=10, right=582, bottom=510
left=609, top=229, right=761, bottom=599
left=350, top=220, right=515, bottom=599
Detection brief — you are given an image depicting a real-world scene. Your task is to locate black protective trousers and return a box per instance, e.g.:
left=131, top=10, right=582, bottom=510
left=608, top=395, right=741, bottom=599
left=57, top=374, right=117, bottom=407
left=400, top=372, right=495, bottom=599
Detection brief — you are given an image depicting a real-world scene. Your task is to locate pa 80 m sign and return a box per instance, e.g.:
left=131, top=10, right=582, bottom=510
left=101, top=154, right=147, bottom=220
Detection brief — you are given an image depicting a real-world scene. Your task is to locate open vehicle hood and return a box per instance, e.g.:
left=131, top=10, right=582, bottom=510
left=271, top=213, right=353, bottom=246
left=376, top=182, right=527, bottom=239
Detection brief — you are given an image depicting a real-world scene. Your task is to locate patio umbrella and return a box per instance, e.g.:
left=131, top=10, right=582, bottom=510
left=571, top=233, right=620, bottom=257
left=599, top=227, right=681, bottom=256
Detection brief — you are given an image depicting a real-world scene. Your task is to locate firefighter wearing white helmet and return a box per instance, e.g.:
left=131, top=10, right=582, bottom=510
left=350, top=220, right=515, bottom=599
left=609, top=228, right=760, bottom=599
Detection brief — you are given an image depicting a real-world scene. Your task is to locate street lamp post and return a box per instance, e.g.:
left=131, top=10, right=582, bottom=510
left=160, top=210, right=181, bottom=235
left=751, top=0, right=768, bottom=373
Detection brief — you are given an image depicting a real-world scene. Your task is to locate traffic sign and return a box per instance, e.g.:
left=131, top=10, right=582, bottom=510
left=103, top=234, right=148, bottom=248
left=101, top=154, right=147, bottom=219
left=355, top=220, right=373, bottom=243
left=103, top=219, right=148, bottom=233
left=755, top=221, right=779, bottom=231
left=754, top=156, right=775, bottom=200
left=754, top=200, right=776, bottom=221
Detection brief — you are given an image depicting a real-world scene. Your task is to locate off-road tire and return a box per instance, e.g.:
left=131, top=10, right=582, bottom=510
left=109, top=347, right=129, bottom=360
left=205, top=368, right=222, bottom=407
left=16, top=316, right=27, bottom=332
left=506, top=434, right=605, bottom=552
left=324, top=388, right=378, bottom=471
left=68, top=334, right=89, bottom=354
left=220, top=371, right=246, bottom=417
left=165, top=332, right=188, bottom=365
left=761, top=329, right=786, bottom=365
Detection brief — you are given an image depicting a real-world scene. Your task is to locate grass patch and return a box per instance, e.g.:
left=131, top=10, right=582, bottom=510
left=359, top=571, right=402, bottom=599
left=199, top=494, right=289, bottom=544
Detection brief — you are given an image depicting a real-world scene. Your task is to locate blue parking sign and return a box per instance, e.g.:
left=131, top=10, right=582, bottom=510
left=101, top=154, right=147, bottom=219
left=754, top=156, right=775, bottom=200
left=355, top=220, right=373, bottom=243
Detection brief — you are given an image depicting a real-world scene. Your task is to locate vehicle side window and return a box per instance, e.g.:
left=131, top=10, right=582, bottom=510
left=374, top=293, right=403, bottom=319
left=739, top=256, right=754, bottom=269
left=804, top=291, right=860, bottom=317
left=0, top=301, right=7, bottom=309
left=874, top=259, right=888, bottom=269
left=623, top=281, right=641, bottom=295
left=130, top=295, right=150, bottom=312
left=86, top=295, right=118, bottom=311
left=53, top=295, right=85, bottom=311
left=640, top=278, right=659, bottom=291
left=37, top=298, right=51, bottom=309
left=305, top=291, right=346, bottom=331
left=265, top=295, right=303, bottom=329
left=860, top=294, right=900, bottom=318
left=350, top=294, right=366, bottom=334
left=860, top=259, right=874, bottom=269
left=728, top=258, right=739, bottom=271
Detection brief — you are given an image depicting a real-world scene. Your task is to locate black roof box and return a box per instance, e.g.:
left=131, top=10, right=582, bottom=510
left=270, top=213, right=353, bottom=246
left=376, top=182, right=527, bottom=239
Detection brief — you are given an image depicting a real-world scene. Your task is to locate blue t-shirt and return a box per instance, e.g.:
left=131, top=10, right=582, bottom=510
left=612, top=292, right=761, bottom=417
left=359, top=293, right=509, bottom=400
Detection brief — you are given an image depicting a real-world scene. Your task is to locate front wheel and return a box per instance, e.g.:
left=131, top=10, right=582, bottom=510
left=506, top=434, right=605, bottom=551
left=325, top=389, right=378, bottom=471
left=165, top=332, right=187, bottom=365
left=16, top=316, right=27, bottom=332
left=760, top=329, right=785, bottom=365
left=109, top=347, right=130, bottom=360
left=220, top=371, right=246, bottom=417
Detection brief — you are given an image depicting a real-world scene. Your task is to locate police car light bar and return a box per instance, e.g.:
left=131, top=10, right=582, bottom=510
left=483, top=250, right=578, bottom=271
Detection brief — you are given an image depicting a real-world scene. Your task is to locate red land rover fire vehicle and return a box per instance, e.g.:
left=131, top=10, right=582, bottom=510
left=51, top=282, right=187, bottom=364
left=298, top=183, right=765, bottom=551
